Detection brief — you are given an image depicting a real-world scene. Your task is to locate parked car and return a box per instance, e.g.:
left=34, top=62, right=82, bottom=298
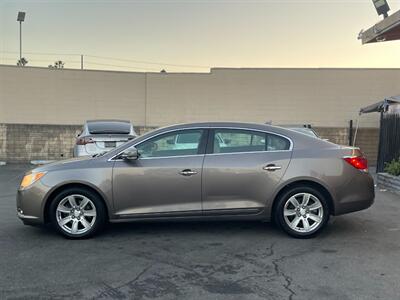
left=17, top=122, right=374, bottom=239
left=73, top=120, right=137, bottom=157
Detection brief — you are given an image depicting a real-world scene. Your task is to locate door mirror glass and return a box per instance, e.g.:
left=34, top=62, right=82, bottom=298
left=120, top=147, right=139, bottom=160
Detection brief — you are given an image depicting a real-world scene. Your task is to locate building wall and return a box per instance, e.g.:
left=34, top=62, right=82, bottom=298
left=0, top=65, right=393, bottom=163
left=2, top=65, right=400, bottom=128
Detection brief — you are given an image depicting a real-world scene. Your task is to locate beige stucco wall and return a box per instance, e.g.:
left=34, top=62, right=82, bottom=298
left=2, top=65, right=399, bottom=128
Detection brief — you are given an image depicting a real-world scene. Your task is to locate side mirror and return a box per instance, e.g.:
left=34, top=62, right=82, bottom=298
left=120, top=147, right=139, bottom=160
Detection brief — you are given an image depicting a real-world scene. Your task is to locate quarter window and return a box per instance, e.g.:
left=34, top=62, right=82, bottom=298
left=136, top=130, right=204, bottom=158
left=266, top=134, right=291, bottom=151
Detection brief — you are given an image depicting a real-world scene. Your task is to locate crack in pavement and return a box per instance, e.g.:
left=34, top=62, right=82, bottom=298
left=92, top=242, right=317, bottom=300
left=96, top=264, right=154, bottom=299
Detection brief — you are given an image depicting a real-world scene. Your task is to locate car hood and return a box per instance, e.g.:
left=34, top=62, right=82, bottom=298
left=31, top=156, right=94, bottom=173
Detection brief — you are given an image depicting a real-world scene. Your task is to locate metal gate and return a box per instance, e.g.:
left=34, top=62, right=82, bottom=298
left=377, top=113, right=400, bottom=172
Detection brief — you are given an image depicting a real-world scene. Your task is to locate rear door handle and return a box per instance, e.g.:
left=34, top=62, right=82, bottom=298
left=179, top=169, right=198, bottom=176
left=263, top=164, right=282, bottom=171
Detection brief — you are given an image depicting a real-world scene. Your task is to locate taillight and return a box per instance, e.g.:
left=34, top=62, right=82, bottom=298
left=343, top=156, right=368, bottom=172
left=76, top=137, right=94, bottom=145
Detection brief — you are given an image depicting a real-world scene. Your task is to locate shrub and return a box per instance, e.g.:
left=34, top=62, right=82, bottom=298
left=384, top=158, right=400, bottom=176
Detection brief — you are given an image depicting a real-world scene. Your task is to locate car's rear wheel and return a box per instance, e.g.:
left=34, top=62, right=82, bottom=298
left=275, top=186, right=329, bottom=238
left=49, top=187, right=106, bottom=239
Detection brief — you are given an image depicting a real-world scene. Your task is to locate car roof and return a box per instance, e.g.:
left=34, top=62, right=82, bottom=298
left=150, top=122, right=304, bottom=140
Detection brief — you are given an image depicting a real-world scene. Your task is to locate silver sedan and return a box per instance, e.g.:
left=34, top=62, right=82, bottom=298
left=17, top=122, right=374, bottom=239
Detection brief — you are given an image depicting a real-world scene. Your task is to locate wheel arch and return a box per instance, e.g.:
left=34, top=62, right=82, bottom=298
left=43, top=182, right=110, bottom=223
left=271, top=179, right=335, bottom=219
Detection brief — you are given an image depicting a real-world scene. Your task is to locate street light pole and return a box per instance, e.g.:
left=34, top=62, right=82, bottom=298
left=17, top=12, right=26, bottom=61
left=19, top=21, right=22, bottom=61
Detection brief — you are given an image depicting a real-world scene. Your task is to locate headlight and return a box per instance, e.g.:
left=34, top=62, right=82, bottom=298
left=20, top=172, right=46, bottom=189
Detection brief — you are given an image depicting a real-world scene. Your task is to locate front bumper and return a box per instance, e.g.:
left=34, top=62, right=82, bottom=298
left=16, top=181, right=50, bottom=225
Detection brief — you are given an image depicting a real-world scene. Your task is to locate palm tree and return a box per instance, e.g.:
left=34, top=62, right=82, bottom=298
left=17, top=57, right=28, bottom=66
left=48, top=60, right=65, bottom=69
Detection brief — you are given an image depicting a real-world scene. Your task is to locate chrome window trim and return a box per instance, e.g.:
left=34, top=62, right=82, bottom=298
left=109, top=126, right=293, bottom=161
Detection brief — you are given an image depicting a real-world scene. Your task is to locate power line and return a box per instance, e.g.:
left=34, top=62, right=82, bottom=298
left=85, top=61, right=163, bottom=72
left=85, top=54, right=210, bottom=69
left=1, top=50, right=211, bottom=69
left=1, top=50, right=82, bottom=56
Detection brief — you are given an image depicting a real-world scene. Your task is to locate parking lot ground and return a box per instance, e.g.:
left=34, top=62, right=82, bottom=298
left=1, top=164, right=400, bottom=300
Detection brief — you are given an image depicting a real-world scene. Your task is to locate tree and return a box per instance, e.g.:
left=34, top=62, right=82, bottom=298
left=17, top=57, right=28, bottom=66
left=48, top=60, right=65, bottom=69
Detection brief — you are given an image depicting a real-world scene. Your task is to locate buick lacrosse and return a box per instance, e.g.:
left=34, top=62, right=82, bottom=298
left=17, top=122, right=374, bottom=239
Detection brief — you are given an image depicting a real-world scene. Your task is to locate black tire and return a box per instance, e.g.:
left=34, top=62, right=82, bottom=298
left=274, top=186, right=330, bottom=239
left=49, top=187, right=107, bottom=239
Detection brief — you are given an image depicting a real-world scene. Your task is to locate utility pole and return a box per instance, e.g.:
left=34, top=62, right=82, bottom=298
left=81, top=55, right=84, bottom=70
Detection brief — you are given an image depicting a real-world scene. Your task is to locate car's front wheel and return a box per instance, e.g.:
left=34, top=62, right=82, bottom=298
left=275, top=186, right=330, bottom=238
left=49, top=187, right=107, bottom=239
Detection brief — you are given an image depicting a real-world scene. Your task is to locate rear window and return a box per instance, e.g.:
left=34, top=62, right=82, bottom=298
left=289, top=128, right=318, bottom=138
left=88, top=121, right=131, bottom=134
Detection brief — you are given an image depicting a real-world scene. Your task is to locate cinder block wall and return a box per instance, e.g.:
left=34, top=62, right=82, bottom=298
left=314, top=127, right=379, bottom=165
left=0, top=124, right=153, bottom=162
left=2, top=124, right=82, bottom=162
left=0, top=124, right=6, bottom=161
left=0, top=123, right=379, bottom=165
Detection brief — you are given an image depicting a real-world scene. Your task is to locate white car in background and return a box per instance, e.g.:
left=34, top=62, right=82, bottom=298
left=73, top=120, right=137, bottom=157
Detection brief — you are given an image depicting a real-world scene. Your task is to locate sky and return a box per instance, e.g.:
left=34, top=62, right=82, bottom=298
left=1, top=0, right=400, bottom=72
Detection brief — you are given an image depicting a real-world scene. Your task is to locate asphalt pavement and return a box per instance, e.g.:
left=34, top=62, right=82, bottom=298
left=1, top=164, right=399, bottom=300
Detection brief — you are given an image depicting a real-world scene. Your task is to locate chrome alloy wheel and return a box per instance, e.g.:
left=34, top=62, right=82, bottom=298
left=56, top=194, right=97, bottom=235
left=283, top=192, right=323, bottom=233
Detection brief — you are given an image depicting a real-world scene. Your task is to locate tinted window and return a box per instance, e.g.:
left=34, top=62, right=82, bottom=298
left=266, top=134, right=291, bottom=151
left=176, top=132, right=201, bottom=144
left=137, top=130, right=204, bottom=158
left=88, top=121, right=131, bottom=134
left=288, top=128, right=318, bottom=138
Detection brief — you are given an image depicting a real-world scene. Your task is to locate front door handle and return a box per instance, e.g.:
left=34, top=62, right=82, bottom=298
left=179, top=169, right=198, bottom=176
left=263, top=164, right=282, bottom=171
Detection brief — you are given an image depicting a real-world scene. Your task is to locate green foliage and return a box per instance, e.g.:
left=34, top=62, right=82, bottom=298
left=384, top=158, right=400, bottom=176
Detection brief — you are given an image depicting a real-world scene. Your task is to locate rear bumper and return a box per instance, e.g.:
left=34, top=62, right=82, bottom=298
left=333, top=172, right=375, bottom=216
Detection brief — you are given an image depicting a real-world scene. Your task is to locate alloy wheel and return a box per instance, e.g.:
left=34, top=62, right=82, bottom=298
left=283, top=192, right=324, bottom=233
left=56, top=194, right=97, bottom=235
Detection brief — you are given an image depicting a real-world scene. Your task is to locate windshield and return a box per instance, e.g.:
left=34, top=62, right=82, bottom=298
left=88, top=121, right=131, bottom=134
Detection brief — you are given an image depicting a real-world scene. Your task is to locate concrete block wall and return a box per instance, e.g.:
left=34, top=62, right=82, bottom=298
left=377, top=173, right=400, bottom=192
left=0, top=124, right=6, bottom=161
left=0, top=123, right=379, bottom=165
left=314, top=127, right=379, bottom=165
left=3, top=124, right=82, bottom=162
left=0, top=124, right=155, bottom=162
